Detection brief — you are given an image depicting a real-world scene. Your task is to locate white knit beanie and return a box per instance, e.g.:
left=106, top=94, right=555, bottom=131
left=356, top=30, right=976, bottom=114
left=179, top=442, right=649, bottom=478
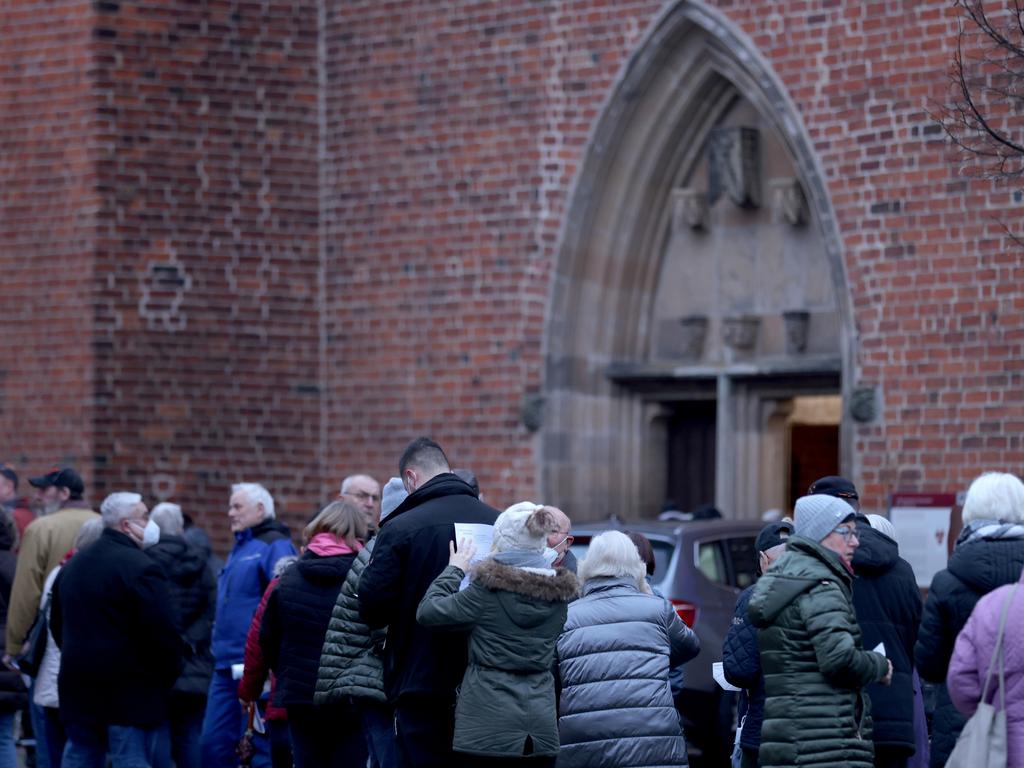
left=492, top=501, right=548, bottom=553
left=794, top=494, right=855, bottom=543
left=380, top=477, right=408, bottom=523
left=867, top=514, right=897, bottom=541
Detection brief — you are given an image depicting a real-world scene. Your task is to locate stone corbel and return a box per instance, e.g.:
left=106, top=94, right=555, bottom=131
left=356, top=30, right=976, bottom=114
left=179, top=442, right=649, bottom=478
left=769, top=177, right=808, bottom=226
left=671, top=187, right=708, bottom=231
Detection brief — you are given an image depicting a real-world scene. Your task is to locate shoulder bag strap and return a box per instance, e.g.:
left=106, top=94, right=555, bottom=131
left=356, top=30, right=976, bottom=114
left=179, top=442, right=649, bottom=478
left=980, top=582, right=1019, bottom=708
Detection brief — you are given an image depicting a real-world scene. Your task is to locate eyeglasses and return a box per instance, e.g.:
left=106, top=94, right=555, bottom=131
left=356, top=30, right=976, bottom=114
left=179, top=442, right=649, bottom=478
left=345, top=491, right=381, bottom=503
left=831, top=526, right=859, bottom=540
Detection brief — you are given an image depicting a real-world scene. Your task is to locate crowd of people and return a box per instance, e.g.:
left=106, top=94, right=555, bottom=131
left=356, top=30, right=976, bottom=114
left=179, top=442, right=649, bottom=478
left=0, top=445, right=1022, bottom=768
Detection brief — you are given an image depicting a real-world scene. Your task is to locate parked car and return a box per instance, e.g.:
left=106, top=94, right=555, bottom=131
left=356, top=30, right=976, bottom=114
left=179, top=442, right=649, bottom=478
left=568, top=517, right=763, bottom=766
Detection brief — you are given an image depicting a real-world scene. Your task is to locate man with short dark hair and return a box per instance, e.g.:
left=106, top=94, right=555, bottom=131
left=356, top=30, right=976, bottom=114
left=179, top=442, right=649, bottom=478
left=5, top=468, right=97, bottom=660
left=51, top=491, right=183, bottom=765
left=359, top=437, right=498, bottom=768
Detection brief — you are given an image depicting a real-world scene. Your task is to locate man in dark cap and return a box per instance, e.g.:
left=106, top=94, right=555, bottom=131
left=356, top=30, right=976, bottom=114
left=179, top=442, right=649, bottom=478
left=722, top=519, right=794, bottom=768
left=808, top=475, right=861, bottom=511
left=5, top=468, right=98, bottom=661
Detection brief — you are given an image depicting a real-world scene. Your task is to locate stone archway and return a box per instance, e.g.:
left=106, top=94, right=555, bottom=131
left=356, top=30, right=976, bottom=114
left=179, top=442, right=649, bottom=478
left=543, top=1, right=856, bottom=521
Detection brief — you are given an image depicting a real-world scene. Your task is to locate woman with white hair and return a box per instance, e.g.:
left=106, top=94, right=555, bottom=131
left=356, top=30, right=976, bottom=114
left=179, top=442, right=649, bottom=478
left=556, top=530, right=700, bottom=767
left=416, top=502, right=578, bottom=766
left=915, top=471, right=1024, bottom=767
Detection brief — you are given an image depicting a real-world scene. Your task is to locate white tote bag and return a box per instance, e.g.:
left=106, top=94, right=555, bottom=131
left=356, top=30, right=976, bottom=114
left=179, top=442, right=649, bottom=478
left=945, top=583, right=1018, bottom=768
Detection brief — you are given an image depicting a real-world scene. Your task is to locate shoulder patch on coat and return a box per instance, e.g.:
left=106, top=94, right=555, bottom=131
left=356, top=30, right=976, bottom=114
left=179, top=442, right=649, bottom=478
left=472, top=559, right=579, bottom=602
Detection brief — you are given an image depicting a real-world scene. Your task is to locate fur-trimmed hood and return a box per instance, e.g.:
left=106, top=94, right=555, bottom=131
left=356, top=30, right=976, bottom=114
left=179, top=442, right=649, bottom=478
left=474, top=558, right=578, bottom=603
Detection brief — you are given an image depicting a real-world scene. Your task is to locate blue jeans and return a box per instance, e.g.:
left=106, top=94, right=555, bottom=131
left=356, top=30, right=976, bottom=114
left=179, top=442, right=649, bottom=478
left=200, top=669, right=270, bottom=768
left=29, top=679, right=51, bottom=768
left=356, top=699, right=396, bottom=768
left=0, top=710, right=16, bottom=768
left=42, top=708, right=66, bottom=768
left=62, top=722, right=163, bottom=768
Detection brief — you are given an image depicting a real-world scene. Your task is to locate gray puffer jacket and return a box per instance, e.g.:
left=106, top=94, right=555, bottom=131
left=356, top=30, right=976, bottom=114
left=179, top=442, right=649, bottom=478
left=315, top=538, right=386, bottom=705
left=556, top=577, right=700, bottom=767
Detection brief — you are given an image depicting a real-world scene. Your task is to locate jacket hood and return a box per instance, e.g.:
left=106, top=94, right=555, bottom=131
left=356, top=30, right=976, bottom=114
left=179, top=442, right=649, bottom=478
left=474, top=559, right=578, bottom=628
left=851, top=518, right=898, bottom=576
left=147, top=535, right=206, bottom=580
left=251, top=518, right=292, bottom=539
left=948, top=536, right=1024, bottom=593
left=383, top=473, right=476, bottom=525
left=295, top=550, right=355, bottom=587
left=748, top=536, right=850, bottom=627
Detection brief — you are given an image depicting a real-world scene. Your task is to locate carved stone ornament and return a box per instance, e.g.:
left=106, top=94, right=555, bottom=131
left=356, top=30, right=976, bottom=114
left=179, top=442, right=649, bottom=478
left=671, top=187, right=708, bottom=231
left=782, top=310, right=810, bottom=354
left=709, top=126, right=761, bottom=209
left=677, top=315, right=709, bottom=360
left=722, top=315, right=760, bottom=352
left=849, top=387, right=877, bottom=423
left=520, top=393, right=545, bottom=432
left=770, top=177, right=809, bottom=226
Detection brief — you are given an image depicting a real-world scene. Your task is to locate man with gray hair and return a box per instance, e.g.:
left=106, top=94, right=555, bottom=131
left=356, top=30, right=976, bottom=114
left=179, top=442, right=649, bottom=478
left=201, top=483, right=295, bottom=768
left=147, top=502, right=216, bottom=768
left=340, top=473, right=381, bottom=529
left=50, top=492, right=182, bottom=765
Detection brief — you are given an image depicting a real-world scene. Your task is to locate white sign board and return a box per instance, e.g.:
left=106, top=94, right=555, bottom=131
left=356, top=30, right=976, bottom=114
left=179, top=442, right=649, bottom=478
left=889, top=493, right=954, bottom=588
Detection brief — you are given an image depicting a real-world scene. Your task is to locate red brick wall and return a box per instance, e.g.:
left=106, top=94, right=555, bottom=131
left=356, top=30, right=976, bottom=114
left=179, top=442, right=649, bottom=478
left=321, top=0, right=1023, bottom=513
left=3, top=0, right=1022, bottom=533
left=87, top=0, right=324, bottom=546
left=0, top=0, right=97, bottom=486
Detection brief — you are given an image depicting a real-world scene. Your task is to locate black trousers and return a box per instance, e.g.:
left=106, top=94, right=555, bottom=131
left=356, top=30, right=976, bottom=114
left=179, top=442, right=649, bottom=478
left=286, top=704, right=367, bottom=768
left=394, top=698, right=457, bottom=768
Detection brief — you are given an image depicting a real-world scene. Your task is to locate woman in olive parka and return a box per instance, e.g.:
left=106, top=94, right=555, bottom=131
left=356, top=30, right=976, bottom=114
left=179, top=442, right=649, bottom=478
left=748, top=494, right=893, bottom=768
left=417, top=502, right=578, bottom=767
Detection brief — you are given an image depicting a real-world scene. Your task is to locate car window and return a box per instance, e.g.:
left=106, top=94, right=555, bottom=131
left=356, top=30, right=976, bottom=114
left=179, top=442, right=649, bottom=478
left=725, top=536, right=757, bottom=589
left=568, top=536, right=676, bottom=588
left=697, top=540, right=726, bottom=584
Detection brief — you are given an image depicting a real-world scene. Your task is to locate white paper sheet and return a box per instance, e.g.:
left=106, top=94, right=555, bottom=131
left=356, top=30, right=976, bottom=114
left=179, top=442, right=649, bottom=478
left=873, top=642, right=886, bottom=656
left=713, top=661, right=741, bottom=692
left=453, top=522, right=494, bottom=590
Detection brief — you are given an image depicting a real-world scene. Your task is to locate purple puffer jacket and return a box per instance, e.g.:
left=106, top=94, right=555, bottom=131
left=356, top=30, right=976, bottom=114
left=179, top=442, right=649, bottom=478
left=947, top=574, right=1024, bottom=766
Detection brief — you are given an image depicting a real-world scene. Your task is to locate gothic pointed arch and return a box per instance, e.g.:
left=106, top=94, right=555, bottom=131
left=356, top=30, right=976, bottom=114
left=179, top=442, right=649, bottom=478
left=543, top=1, right=855, bottom=520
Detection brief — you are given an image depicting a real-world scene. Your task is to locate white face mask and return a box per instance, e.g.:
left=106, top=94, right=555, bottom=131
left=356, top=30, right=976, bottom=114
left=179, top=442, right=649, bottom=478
left=542, top=547, right=559, bottom=566
left=141, top=519, right=160, bottom=548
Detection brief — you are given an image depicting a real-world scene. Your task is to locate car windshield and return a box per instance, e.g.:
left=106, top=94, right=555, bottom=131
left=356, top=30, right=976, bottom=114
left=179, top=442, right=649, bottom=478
left=569, top=536, right=676, bottom=589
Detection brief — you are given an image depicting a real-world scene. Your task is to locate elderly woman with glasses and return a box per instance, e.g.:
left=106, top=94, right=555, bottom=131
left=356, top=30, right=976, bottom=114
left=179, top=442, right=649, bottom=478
left=747, top=495, right=893, bottom=768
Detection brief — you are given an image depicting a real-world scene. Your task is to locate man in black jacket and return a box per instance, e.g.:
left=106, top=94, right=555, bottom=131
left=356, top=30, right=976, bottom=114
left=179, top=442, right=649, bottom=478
left=722, top=519, right=793, bottom=768
left=51, top=491, right=183, bottom=766
left=358, top=437, right=498, bottom=768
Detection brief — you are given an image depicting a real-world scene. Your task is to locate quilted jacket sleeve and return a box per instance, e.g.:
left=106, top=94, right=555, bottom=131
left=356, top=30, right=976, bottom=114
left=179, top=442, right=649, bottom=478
left=416, top=565, right=485, bottom=630
left=665, top=601, right=700, bottom=667
left=800, top=581, right=888, bottom=689
left=946, top=611, right=982, bottom=718
left=723, top=586, right=760, bottom=690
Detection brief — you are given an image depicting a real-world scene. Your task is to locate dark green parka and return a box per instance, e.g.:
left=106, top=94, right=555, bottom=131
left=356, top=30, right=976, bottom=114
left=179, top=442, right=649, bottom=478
left=747, top=536, right=888, bottom=768
left=416, top=559, right=578, bottom=757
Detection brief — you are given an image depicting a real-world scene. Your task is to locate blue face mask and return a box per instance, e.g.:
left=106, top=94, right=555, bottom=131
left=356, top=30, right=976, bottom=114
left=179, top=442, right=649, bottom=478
left=542, top=547, right=558, bottom=566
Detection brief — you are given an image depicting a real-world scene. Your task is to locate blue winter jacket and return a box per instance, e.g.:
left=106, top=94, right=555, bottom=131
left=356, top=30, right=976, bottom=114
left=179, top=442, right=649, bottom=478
left=211, top=518, right=296, bottom=669
left=722, top=584, right=763, bottom=752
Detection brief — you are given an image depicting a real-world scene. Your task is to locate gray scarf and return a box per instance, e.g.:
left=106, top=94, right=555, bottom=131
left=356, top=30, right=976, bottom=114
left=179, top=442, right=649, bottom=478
left=491, top=549, right=556, bottom=576
left=958, top=519, right=1024, bottom=546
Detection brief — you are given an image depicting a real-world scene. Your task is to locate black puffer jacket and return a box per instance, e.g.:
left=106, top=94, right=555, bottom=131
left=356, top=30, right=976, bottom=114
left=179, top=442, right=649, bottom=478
left=261, top=549, right=356, bottom=708
left=915, top=533, right=1024, bottom=767
left=146, top=535, right=216, bottom=696
left=850, top=519, right=922, bottom=757
left=722, top=584, right=762, bottom=751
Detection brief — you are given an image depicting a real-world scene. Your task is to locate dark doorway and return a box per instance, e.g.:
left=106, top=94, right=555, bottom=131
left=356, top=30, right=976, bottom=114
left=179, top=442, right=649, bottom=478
left=789, top=423, right=840, bottom=509
left=666, top=401, right=716, bottom=514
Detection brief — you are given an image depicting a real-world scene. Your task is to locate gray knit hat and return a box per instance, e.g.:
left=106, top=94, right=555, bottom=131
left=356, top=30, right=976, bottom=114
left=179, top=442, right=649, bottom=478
left=794, top=494, right=855, bottom=543
left=380, top=477, right=408, bottom=523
